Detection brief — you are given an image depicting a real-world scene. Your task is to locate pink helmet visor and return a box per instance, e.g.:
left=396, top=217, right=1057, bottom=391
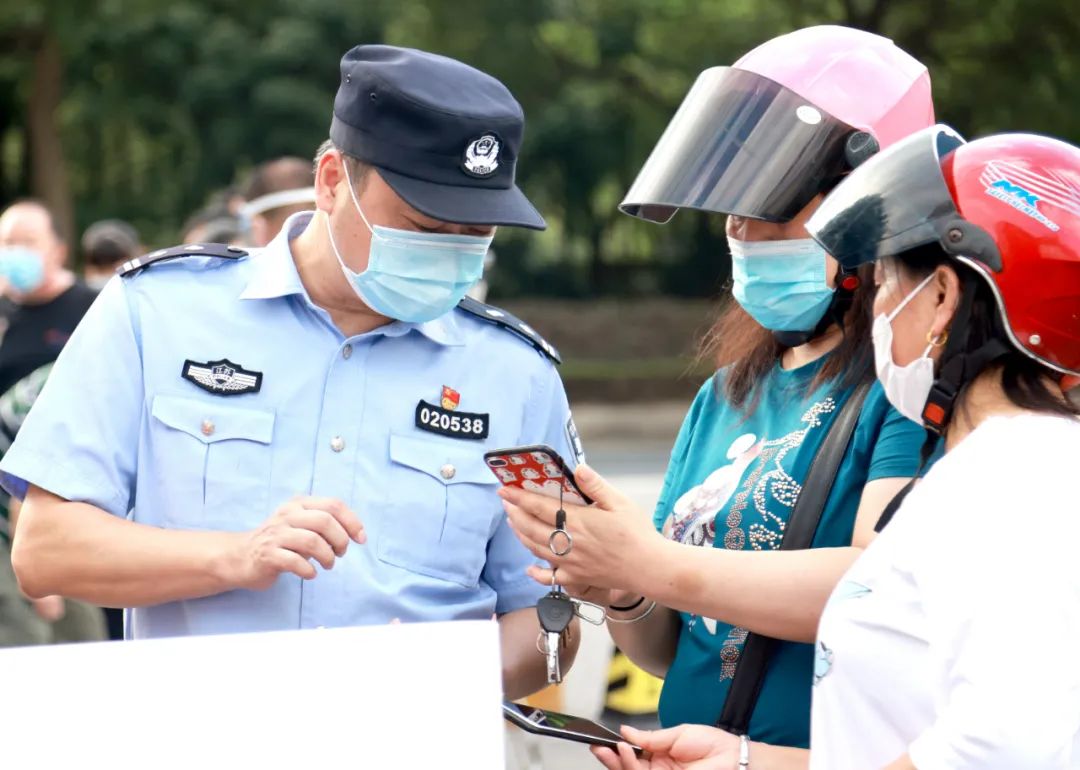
left=734, top=25, right=933, bottom=151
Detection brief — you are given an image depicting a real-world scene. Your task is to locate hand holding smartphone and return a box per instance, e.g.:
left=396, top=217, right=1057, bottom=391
left=483, top=444, right=593, bottom=505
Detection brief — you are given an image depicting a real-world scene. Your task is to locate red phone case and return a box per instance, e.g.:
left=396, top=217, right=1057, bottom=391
left=484, top=445, right=592, bottom=505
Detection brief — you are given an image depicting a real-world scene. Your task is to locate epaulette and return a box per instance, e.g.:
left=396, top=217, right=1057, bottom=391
left=117, top=243, right=248, bottom=278
left=457, top=296, right=561, bottom=364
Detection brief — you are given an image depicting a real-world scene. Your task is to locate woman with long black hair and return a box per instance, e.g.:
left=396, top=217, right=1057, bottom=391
left=503, top=24, right=938, bottom=763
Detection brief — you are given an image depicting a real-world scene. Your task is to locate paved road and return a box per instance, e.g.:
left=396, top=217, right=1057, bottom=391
left=506, top=403, right=685, bottom=769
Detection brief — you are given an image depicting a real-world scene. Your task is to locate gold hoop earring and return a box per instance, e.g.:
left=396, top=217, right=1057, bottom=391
left=927, top=329, right=948, bottom=347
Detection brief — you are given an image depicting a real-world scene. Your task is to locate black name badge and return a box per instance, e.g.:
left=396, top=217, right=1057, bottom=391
left=415, top=400, right=489, bottom=440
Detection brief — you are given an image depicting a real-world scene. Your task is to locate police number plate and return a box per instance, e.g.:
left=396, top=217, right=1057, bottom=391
left=415, top=400, right=490, bottom=440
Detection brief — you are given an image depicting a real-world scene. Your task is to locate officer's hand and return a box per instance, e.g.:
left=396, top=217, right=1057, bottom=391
left=231, top=496, right=365, bottom=591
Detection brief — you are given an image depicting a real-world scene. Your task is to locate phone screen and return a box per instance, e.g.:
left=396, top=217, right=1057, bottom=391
left=502, top=702, right=639, bottom=753
left=483, top=445, right=593, bottom=505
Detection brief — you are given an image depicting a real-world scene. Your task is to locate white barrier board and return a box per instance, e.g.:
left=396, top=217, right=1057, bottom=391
left=1, top=620, right=504, bottom=769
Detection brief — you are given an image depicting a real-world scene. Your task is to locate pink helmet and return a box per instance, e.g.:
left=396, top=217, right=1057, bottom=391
left=621, top=25, right=935, bottom=223
left=735, top=25, right=933, bottom=151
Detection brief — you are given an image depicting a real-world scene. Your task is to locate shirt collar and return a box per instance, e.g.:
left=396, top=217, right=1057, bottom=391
left=239, top=211, right=464, bottom=347
left=238, top=211, right=312, bottom=301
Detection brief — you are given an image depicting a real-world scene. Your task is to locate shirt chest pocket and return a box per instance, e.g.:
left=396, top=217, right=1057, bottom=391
left=149, top=395, right=276, bottom=531
left=376, top=433, right=499, bottom=588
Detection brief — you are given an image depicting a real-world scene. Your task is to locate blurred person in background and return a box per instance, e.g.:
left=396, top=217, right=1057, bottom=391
left=0, top=201, right=97, bottom=400
left=503, top=25, right=937, bottom=763
left=81, top=219, right=142, bottom=290
left=238, top=156, right=316, bottom=247
left=181, top=205, right=244, bottom=246
left=0, top=363, right=107, bottom=645
left=0, top=201, right=106, bottom=646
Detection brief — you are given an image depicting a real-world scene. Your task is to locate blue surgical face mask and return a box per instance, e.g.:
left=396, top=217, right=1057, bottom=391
left=728, top=236, right=835, bottom=332
left=325, top=164, right=492, bottom=323
left=0, top=245, right=45, bottom=294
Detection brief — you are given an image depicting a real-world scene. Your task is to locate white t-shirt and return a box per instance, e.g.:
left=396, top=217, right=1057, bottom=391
left=812, top=413, right=1080, bottom=770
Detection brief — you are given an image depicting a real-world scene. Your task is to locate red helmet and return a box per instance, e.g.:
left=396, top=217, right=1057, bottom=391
left=808, top=126, right=1080, bottom=377
left=942, top=134, right=1080, bottom=375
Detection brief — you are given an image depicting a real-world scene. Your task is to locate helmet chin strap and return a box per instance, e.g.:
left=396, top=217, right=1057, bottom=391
left=918, top=276, right=1010, bottom=436
left=771, top=265, right=860, bottom=347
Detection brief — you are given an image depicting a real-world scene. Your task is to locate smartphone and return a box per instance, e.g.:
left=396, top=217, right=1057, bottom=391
left=502, top=702, right=645, bottom=756
left=483, top=444, right=593, bottom=505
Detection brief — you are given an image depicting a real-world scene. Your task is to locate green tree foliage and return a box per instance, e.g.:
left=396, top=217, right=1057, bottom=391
left=1, top=0, right=1078, bottom=296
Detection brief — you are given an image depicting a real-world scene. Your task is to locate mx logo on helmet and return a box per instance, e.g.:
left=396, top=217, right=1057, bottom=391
left=980, top=160, right=1080, bottom=232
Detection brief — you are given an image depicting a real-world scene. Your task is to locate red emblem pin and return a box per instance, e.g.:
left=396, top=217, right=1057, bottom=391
left=441, top=385, right=461, bottom=411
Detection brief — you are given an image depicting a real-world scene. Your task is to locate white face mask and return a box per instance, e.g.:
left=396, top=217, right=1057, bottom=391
left=872, top=273, right=937, bottom=424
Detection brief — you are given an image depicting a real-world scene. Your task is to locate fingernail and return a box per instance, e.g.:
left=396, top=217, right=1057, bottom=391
left=576, top=463, right=596, bottom=482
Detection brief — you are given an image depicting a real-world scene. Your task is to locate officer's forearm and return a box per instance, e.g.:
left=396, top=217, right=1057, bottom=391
left=11, top=485, right=238, bottom=606
left=498, top=607, right=580, bottom=700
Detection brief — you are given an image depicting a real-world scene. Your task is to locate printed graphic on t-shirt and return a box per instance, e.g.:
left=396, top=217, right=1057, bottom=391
left=814, top=641, right=834, bottom=685
left=657, top=397, right=836, bottom=672
left=660, top=397, right=836, bottom=553
left=661, top=431, right=762, bottom=547
left=830, top=580, right=872, bottom=604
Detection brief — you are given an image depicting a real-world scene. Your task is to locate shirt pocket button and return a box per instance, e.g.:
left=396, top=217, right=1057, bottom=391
left=377, top=433, right=497, bottom=587
left=150, top=394, right=276, bottom=531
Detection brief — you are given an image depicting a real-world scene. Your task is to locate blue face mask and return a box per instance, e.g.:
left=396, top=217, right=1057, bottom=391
left=0, top=245, right=45, bottom=294
left=728, top=236, right=834, bottom=332
left=326, top=164, right=492, bottom=323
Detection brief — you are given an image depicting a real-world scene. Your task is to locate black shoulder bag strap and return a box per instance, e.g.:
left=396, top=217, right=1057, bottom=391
left=715, top=380, right=872, bottom=736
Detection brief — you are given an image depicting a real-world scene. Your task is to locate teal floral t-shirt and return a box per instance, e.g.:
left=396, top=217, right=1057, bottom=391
left=654, top=359, right=927, bottom=748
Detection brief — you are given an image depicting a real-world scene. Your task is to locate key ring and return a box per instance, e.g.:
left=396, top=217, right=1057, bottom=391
left=548, top=486, right=573, bottom=556
left=548, top=509, right=572, bottom=556
left=548, top=487, right=573, bottom=557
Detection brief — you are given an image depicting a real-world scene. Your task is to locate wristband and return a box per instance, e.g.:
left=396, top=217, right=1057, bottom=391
left=608, top=596, right=646, bottom=613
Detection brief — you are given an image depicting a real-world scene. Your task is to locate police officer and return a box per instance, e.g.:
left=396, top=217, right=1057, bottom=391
left=2, top=45, right=580, bottom=698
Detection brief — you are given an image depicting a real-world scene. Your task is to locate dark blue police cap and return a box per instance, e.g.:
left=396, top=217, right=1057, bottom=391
left=330, top=45, right=545, bottom=230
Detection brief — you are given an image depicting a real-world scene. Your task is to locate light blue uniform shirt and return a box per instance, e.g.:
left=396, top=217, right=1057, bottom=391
left=0, top=213, right=576, bottom=638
